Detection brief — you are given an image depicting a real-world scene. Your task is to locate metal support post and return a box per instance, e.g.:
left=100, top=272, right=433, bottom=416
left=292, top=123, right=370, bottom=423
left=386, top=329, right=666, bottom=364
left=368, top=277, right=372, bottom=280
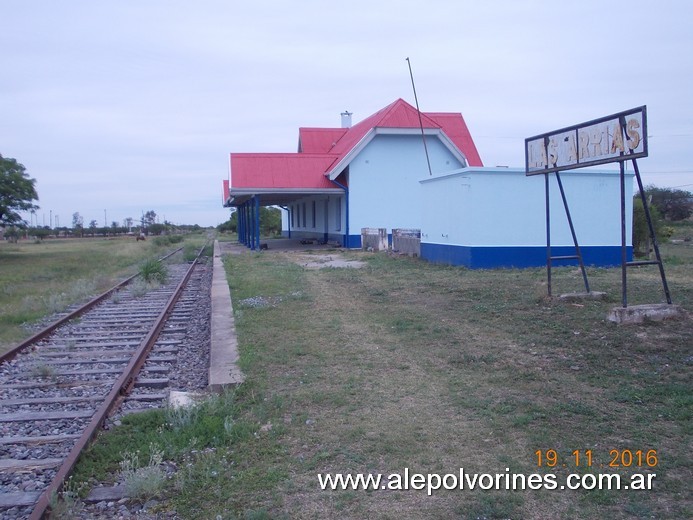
left=545, top=173, right=552, bottom=297
left=620, top=162, right=628, bottom=307
left=630, top=159, right=673, bottom=304
left=555, top=172, right=590, bottom=293
left=254, top=196, right=261, bottom=250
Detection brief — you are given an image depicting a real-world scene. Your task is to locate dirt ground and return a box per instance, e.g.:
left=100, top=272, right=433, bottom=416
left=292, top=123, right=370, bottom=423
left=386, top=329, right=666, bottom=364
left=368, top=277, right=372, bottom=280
left=217, top=239, right=366, bottom=269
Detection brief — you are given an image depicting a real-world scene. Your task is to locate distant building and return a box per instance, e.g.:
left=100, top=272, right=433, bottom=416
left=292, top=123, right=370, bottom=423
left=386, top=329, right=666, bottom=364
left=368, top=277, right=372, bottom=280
left=222, top=99, right=632, bottom=267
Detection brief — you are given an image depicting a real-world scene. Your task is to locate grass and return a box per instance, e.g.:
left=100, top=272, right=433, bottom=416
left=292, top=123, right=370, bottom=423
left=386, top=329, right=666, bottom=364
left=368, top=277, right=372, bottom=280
left=70, top=231, right=691, bottom=519
left=49, top=477, right=86, bottom=519
left=138, top=258, right=169, bottom=284
left=0, top=234, right=208, bottom=354
left=120, top=444, right=167, bottom=500
left=30, top=362, right=57, bottom=378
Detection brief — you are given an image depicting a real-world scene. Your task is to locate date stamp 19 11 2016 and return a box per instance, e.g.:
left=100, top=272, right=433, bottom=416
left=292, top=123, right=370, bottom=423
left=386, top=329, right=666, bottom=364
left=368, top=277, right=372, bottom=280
left=535, top=449, right=658, bottom=469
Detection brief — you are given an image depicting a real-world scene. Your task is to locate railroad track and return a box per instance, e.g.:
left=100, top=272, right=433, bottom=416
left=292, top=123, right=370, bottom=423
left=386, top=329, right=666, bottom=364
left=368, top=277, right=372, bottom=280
left=0, top=245, right=210, bottom=519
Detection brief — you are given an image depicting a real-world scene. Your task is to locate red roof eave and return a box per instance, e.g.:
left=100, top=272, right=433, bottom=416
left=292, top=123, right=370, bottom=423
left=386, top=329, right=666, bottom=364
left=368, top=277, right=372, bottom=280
left=426, top=112, right=483, bottom=167
left=230, top=153, right=339, bottom=190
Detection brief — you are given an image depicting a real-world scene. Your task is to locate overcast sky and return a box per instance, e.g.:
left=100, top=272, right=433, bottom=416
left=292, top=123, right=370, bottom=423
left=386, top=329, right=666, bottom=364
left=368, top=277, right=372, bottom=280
left=2, top=0, right=692, bottom=228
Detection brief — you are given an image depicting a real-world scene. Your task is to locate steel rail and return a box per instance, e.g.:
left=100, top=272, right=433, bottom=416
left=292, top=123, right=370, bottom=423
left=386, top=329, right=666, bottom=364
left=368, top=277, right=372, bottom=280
left=24, top=242, right=208, bottom=520
left=0, top=247, right=183, bottom=365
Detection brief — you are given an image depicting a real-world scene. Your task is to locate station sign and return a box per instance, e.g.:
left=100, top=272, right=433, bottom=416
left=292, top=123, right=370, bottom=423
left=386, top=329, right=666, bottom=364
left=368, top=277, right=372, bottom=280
left=525, top=106, right=647, bottom=175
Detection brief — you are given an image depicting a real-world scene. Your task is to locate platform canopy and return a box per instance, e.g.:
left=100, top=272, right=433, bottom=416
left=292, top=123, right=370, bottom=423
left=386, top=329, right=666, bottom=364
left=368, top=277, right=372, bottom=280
left=225, top=153, right=343, bottom=206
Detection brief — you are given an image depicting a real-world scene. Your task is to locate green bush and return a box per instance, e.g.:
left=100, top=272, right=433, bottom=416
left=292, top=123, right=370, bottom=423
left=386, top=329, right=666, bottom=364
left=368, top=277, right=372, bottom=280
left=660, top=226, right=675, bottom=241
left=633, top=198, right=666, bottom=255
left=138, top=258, right=168, bottom=284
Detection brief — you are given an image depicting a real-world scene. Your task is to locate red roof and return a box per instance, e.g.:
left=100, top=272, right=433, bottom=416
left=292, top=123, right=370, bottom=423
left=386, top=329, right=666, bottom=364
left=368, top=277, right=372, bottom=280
left=230, top=153, right=337, bottom=190
left=326, top=99, right=441, bottom=160
left=298, top=127, right=348, bottom=153
left=426, top=112, right=483, bottom=167
left=225, top=98, right=483, bottom=204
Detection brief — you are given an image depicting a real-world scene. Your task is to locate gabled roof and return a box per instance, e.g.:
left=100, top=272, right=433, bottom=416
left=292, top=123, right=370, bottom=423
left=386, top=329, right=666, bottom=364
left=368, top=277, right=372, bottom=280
left=322, top=98, right=484, bottom=179
left=298, top=127, right=348, bottom=153
left=297, top=99, right=483, bottom=178
left=327, top=98, right=442, bottom=159
left=426, top=112, right=483, bottom=167
left=224, top=98, right=483, bottom=206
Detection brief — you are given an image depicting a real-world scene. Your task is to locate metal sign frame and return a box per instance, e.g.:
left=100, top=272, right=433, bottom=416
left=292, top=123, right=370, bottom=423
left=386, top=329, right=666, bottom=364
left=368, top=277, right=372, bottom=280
left=620, top=158, right=672, bottom=307
left=543, top=171, right=591, bottom=298
left=525, top=106, right=672, bottom=307
left=525, top=106, right=648, bottom=175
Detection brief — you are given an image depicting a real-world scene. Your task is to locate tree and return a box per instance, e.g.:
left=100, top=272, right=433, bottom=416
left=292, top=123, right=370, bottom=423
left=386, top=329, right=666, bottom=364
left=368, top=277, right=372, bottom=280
left=110, top=221, right=125, bottom=236
left=633, top=198, right=662, bottom=256
left=632, top=196, right=675, bottom=257
left=644, top=185, right=693, bottom=221
left=0, top=154, right=39, bottom=228
left=89, top=219, right=98, bottom=235
left=149, top=223, right=166, bottom=235
left=260, top=207, right=282, bottom=236
left=4, top=226, right=21, bottom=243
left=143, top=210, right=157, bottom=227
left=217, top=207, right=282, bottom=237
left=30, top=226, right=51, bottom=240
left=72, top=212, right=84, bottom=237
left=218, top=211, right=238, bottom=234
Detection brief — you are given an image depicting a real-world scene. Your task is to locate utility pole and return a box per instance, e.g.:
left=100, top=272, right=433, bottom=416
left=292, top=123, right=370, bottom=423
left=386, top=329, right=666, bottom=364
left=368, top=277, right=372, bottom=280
left=406, top=57, right=432, bottom=176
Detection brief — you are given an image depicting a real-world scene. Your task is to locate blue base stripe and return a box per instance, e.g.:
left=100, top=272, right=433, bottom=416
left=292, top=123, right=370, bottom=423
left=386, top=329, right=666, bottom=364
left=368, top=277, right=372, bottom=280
left=346, top=234, right=361, bottom=248
left=420, top=244, right=632, bottom=269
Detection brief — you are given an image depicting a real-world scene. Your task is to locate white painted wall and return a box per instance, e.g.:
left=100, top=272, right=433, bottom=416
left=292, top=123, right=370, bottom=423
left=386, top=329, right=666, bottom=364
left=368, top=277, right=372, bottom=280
left=283, top=195, right=345, bottom=238
left=419, top=167, right=633, bottom=248
left=348, top=134, right=465, bottom=233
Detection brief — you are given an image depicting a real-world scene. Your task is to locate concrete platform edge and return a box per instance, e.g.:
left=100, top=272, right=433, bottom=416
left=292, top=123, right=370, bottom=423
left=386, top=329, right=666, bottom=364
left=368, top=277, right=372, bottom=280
left=209, top=240, right=245, bottom=390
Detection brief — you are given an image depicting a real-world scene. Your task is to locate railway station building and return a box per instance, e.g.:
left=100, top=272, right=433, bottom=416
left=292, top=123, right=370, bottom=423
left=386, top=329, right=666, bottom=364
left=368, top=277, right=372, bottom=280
left=222, top=98, right=632, bottom=268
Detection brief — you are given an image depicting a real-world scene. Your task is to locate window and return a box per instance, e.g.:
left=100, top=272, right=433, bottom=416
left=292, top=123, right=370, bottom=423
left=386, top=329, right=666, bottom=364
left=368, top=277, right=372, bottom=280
left=290, top=205, right=294, bottom=228
left=311, top=201, right=316, bottom=228
left=302, top=203, right=306, bottom=229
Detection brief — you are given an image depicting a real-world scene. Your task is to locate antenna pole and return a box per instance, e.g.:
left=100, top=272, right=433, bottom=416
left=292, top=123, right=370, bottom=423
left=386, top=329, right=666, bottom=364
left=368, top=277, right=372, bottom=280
left=406, top=57, right=433, bottom=176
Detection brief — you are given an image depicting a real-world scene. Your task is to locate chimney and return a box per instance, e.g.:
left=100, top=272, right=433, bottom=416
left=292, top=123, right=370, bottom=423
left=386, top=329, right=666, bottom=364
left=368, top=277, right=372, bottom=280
left=341, top=110, right=353, bottom=128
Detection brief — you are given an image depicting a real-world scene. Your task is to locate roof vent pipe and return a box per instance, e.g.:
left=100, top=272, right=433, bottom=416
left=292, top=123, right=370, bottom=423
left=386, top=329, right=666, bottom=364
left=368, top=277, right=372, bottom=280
left=341, top=111, right=353, bottom=128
